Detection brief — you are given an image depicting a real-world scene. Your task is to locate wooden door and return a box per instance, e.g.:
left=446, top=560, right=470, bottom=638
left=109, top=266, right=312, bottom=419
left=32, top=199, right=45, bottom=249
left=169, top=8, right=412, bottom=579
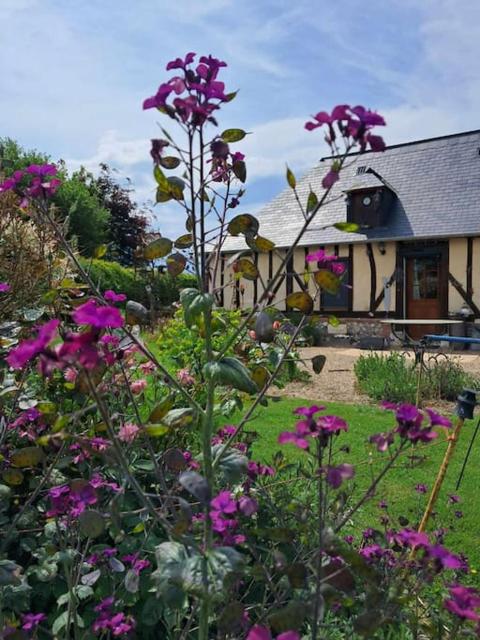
left=406, top=255, right=445, bottom=340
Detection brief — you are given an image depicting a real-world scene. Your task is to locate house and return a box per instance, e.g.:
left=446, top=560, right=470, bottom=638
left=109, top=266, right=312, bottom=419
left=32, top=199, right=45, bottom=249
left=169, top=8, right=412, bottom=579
left=212, top=129, right=480, bottom=340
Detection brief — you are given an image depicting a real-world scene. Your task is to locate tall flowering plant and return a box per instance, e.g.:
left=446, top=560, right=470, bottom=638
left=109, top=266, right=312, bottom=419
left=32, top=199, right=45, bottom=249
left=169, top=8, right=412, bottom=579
left=1, top=51, right=478, bottom=640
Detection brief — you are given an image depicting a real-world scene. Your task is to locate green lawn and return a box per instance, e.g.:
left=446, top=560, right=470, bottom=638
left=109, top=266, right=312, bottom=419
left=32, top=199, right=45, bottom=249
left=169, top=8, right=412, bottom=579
left=232, top=397, right=480, bottom=574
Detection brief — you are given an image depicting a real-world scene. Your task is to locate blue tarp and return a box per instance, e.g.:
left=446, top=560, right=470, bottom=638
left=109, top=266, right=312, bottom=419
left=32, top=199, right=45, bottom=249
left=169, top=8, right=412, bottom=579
left=424, top=334, right=480, bottom=345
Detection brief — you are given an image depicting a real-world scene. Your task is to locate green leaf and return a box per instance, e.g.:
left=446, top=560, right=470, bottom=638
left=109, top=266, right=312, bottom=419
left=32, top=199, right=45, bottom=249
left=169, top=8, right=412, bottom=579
left=159, top=156, right=181, bottom=169
left=78, top=510, right=104, bottom=538
left=221, top=128, right=247, bottom=143
left=333, top=222, right=360, bottom=233
left=167, top=252, right=187, bottom=277
left=180, top=288, right=213, bottom=327
left=232, top=160, right=246, bottom=183
left=125, top=300, right=149, bottom=325
left=228, top=214, right=259, bottom=237
left=286, top=291, right=314, bottom=314
left=153, top=164, right=168, bottom=189
left=328, top=315, right=341, bottom=327
left=179, top=471, right=211, bottom=504
left=143, top=237, right=173, bottom=260
left=174, top=233, right=193, bottom=249
left=286, top=166, right=296, bottom=189
left=312, top=355, right=326, bottom=374
left=162, top=408, right=194, bottom=429
left=212, top=444, right=248, bottom=483
left=167, top=176, right=185, bottom=200
left=125, top=568, right=140, bottom=593
left=255, top=311, right=275, bottom=342
left=94, top=244, right=108, bottom=259
left=307, top=190, right=318, bottom=213
left=145, top=424, right=169, bottom=437
left=203, top=357, right=258, bottom=394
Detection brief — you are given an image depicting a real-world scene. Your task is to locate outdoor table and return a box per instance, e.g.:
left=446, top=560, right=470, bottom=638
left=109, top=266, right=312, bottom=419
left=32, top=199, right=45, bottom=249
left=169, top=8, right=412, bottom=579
left=380, top=319, right=464, bottom=369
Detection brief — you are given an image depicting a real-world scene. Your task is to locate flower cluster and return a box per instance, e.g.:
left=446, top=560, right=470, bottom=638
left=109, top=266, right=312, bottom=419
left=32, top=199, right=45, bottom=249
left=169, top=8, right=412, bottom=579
left=0, top=163, right=61, bottom=205
left=47, top=474, right=119, bottom=519
left=143, top=52, right=228, bottom=127
left=306, top=248, right=346, bottom=275
left=305, top=105, right=386, bottom=188
left=278, top=405, right=348, bottom=450
left=210, top=490, right=258, bottom=545
left=92, top=597, right=135, bottom=637
left=209, top=139, right=245, bottom=182
left=6, top=298, right=124, bottom=375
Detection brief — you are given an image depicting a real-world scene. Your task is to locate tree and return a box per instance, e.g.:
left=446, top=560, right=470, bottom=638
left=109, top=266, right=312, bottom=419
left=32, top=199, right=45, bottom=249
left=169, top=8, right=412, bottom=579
left=91, top=164, right=148, bottom=266
left=0, top=138, right=110, bottom=257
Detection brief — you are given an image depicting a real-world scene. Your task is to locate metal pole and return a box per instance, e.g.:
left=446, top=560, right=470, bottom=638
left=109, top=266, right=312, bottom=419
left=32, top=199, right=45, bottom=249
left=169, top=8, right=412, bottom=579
left=455, top=416, right=480, bottom=491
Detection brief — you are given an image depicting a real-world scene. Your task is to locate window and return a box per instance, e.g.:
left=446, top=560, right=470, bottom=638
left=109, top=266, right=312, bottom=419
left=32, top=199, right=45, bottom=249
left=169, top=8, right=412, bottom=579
left=322, top=258, right=350, bottom=311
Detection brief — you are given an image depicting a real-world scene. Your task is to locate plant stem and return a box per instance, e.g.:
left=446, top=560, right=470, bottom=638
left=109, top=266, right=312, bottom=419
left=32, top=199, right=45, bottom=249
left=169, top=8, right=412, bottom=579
left=311, top=442, right=324, bottom=640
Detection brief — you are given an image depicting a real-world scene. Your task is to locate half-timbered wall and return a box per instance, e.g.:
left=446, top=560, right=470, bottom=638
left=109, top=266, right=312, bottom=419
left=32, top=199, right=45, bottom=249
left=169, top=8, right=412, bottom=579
left=215, top=236, right=480, bottom=318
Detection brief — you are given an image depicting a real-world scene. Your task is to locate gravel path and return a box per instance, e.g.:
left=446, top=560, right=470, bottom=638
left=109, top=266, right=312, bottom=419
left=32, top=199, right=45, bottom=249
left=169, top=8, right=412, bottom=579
left=269, top=346, right=480, bottom=405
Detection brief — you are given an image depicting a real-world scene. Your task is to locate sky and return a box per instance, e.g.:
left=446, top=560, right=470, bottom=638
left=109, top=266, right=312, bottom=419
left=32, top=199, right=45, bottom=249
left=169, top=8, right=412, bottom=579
left=1, top=0, right=480, bottom=237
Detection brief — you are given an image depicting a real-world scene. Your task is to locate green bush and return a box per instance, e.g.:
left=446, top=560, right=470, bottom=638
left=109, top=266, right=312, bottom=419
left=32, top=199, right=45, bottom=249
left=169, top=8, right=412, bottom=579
left=80, top=258, right=196, bottom=307
left=354, top=351, right=479, bottom=404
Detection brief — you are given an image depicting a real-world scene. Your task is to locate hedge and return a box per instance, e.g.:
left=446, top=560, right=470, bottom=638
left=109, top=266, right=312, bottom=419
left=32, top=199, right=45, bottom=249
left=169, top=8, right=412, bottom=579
left=80, top=258, right=196, bottom=307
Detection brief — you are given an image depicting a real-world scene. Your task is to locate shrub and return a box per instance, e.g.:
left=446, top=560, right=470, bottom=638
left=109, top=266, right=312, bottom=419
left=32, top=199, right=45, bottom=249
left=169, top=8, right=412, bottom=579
left=81, top=258, right=196, bottom=308
left=354, top=351, right=479, bottom=403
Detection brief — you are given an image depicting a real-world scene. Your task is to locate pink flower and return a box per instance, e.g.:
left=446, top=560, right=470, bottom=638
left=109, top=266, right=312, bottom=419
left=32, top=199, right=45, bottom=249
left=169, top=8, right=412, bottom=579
left=369, top=431, right=394, bottom=452
left=6, top=319, right=59, bottom=369
left=177, top=368, right=195, bottom=386
left=64, top=367, right=78, bottom=382
left=139, top=361, right=156, bottom=375
left=73, top=299, right=124, bottom=329
left=0, top=282, right=11, bottom=293
left=278, top=431, right=309, bottom=449
left=104, top=290, right=127, bottom=303
left=426, top=408, right=452, bottom=428
left=130, top=378, right=147, bottom=394
left=118, top=422, right=140, bottom=443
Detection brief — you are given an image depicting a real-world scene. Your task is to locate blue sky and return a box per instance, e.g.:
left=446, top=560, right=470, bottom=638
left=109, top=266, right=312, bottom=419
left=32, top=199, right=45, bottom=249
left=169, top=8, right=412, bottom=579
left=2, top=0, right=480, bottom=237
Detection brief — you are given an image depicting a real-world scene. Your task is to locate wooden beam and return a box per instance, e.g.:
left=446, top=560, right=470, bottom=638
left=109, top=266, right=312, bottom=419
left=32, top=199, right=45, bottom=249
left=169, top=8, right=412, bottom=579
left=348, top=244, right=353, bottom=312
left=395, top=242, right=403, bottom=318
left=253, top=253, right=258, bottom=304
left=467, top=237, right=473, bottom=301
left=448, top=272, right=480, bottom=317
left=366, top=243, right=377, bottom=313
left=373, top=270, right=396, bottom=311
left=220, top=254, right=225, bottom=307
left=286, top=252, right=294, bottom=297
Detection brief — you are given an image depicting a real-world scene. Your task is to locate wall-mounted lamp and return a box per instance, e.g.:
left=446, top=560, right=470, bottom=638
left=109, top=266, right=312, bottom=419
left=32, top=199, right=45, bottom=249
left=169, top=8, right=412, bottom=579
left=378, top=241, right=386, bottom=255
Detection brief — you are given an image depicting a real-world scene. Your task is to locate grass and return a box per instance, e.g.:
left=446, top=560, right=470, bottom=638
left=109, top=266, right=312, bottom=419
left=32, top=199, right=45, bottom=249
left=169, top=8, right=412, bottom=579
left=232, top=397, right=480, bottom=574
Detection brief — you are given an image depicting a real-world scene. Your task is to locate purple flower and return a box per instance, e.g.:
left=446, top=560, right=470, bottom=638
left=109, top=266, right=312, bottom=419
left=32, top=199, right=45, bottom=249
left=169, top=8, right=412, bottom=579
left=238, top=496, right=258, bottom=516
left=122, top=553, right=150, bottom=574
left=0, top=282, right=11, bottom=293
left=394, top=528, right=430, bottom=549
left=322, top=169, right=339, bottom=189
left=150, top=138, right=169, bottom=164
left=448, top=494, right=460, bottom=504
left=294, top=404, right=326, bottom=417
left=415, top=483, right=428, bottom=494
left=22, top=612, right=46, bottom=631
left=211, top=491, right=237, bottom=514
left=426, top=408, right=452, bottom=428
left=369, top=431, right=394, bottom=452
left=6, top=319, right=59, bottom=369
left=325, top=463, right=355, bottom=489
left=92, top=598, right=135, bottom=636
left=428, top=544, right=466, bottom=570
left=246, top=627, right=300, bottom=640
left=317, top=415, right=348, bottom=434
left=305, top=105, right=350, bottom=131
left=104, top=290, right=127, bottom=303
left=444, top=584, right=480, bottom=621
left=166, top=52, right=196, bottom=70
left=73, top=299, right=124, bottom=329
left=278, top=431, right=309, bottom=450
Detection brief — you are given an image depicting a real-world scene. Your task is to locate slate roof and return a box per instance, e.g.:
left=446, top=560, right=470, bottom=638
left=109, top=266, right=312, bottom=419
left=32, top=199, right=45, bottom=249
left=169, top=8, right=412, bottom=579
left=222, top=129, right=480, bottom=251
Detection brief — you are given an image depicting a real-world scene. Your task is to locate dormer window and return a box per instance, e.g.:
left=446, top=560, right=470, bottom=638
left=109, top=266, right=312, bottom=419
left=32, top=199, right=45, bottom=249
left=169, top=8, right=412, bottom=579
left=344, top=168, right=396, bottom=229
